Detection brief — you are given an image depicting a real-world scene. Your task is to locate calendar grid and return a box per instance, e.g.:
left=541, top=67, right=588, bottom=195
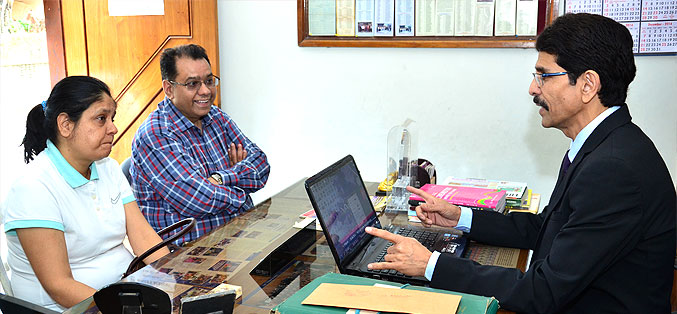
left=565, top=0, right=677, bottom=54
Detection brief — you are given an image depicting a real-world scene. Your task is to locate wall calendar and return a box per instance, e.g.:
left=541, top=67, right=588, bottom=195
left=565, top=0, right=676, bottom=54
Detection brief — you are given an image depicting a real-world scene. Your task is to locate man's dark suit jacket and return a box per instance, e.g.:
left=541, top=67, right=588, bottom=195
left=430, top=106, right=676, bottom=314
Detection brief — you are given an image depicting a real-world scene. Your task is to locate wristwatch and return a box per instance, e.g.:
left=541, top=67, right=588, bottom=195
left=210, top=173, right=223, bottom=185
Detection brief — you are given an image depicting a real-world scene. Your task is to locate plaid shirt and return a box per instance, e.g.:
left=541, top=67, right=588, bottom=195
left=130, top=98, right=270, bottom=245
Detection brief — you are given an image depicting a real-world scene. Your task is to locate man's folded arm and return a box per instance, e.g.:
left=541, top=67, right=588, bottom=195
left=211, top=112, right=270, bottom=192
left=214, top=142, right=270, bottom=192
left=136, top=139, right=249, bottom=218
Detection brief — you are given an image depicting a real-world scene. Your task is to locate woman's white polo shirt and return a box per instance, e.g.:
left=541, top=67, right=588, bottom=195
left=3, top=140, right=135, bottom=311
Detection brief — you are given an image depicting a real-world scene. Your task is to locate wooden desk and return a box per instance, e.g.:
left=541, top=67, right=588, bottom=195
left=72, top=179, right=528, bottom=313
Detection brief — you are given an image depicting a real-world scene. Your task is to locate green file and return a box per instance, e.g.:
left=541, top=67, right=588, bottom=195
left=272, top=272, right=499, bottom=314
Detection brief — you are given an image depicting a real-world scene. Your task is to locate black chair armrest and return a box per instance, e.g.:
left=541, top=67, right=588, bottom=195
left=123, top=218, right=196, bottom=278
left=94, top=282, right=171, bottom=314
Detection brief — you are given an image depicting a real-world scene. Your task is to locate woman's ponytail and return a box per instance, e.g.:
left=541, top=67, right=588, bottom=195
left=22, top=103, right=50, bottom=163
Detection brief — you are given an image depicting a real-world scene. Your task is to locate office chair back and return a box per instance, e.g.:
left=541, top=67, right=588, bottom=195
left=0, top=218, right=14, bottom=296
left=120, top=157, right=132, bottom=185
left=0, top=234, right=12, bottom=296
left=0, top=293, right=60, bottom=314
left=123, top=218, right=196, bottom=278
left=0, top=262, right=11, bottom=296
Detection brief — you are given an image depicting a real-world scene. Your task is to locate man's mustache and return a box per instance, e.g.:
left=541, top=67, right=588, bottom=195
left=534, top=96, right=549, bottom=111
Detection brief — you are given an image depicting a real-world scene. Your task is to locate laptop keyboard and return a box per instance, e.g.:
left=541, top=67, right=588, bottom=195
left=395, top=228, right=438, bottom=250
left=370, top=228, right=439, bottom=277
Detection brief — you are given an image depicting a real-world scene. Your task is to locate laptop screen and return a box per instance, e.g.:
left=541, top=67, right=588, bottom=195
left=307, top=156, right=381, bottom=262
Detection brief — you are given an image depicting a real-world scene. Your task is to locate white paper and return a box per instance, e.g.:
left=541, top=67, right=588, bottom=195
left=475, top=0, right=495, bottom=36
left=621, top=22, right=640, bottom=53
left=641, top=0, right=677, bottom=21
left=309, top=0, right=337, bottom=36
left=603, top=0, right=641, bottom=22
left=455, top=0, right=477, bottom=36
left=565, top=0, right=602, bottom=15
left=375, top=0, right=395, bottom=36
left=494, top=0, right=516, bottom=35
left=436, top=0, right=455, bottom=35
left=108, top=0, right=164, bottom=16
left=356, top=0, right=376, bottom=36
left=516, top=0, right=538, bottom=36
left=395, top=0, right=415, bottom=36
left=639, top=21, right=677, bottom=53
left=337, top=0, right=356, bottom=36
left=416, top=0, right=437, bottom=36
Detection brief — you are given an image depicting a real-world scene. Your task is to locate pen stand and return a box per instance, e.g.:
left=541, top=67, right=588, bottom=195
left=414, top=158, right=436, bottom=187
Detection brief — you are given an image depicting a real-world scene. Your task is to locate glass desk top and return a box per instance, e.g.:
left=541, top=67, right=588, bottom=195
left=69, top=180, right=526, bottom=314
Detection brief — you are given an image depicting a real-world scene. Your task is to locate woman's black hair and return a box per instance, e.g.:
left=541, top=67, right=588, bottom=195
left=22, top=76, right=112, bottom=163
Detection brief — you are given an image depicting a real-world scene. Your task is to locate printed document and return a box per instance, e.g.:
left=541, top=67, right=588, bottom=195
left=309, top=0, right=336, bottom=35
left=436, top=0, right=455, bottom=35
left=455, top=0, right=477, bottom=35
left=375, top=0, right=395, bottom=36
left=337, top=0, right=356, bottom=36
left=395, top=0, right=415, bottom=36
left=495, top=0, right=517, bottom=35
left=516, top=0, right=538, bottom=35
left=475, top=0, right=495, bottom=36
left=356, top=0, right=375, bottom=36
left=416, top=0, right=436, bottom=35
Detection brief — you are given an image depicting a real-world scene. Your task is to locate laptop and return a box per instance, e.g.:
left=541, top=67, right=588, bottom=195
left=305, top=155, right=466, bottom=285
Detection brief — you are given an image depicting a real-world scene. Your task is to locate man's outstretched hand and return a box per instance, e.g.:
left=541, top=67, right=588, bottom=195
left=365, top=226, right=432, bottom=277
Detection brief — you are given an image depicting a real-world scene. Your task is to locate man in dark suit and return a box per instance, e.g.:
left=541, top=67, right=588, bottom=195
left=366, top=13, right=676, bottom=314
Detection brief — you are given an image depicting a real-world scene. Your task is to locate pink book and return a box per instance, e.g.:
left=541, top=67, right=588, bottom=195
left=410, top=184, right=507, bottom=212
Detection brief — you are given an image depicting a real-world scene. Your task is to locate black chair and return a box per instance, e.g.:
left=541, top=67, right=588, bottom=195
left=93, top=282, right=171, bottom=314
left=120, top=157, right=132, bottom=185
left=0, top=293, right=60, bottom=314
left=179, top=290, right=235, bottom=314
left=123, top=218, right=196, bottom=278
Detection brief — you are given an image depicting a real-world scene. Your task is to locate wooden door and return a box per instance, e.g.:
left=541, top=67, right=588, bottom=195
left=44, top=0, right=220, bottom=163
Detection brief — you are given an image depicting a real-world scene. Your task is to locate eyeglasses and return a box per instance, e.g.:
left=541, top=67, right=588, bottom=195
left=169, top=76, right=220, bottom=91
left=532, top=72, right=568, bottom=87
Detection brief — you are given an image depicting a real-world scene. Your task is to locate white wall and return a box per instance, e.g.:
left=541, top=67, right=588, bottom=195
left=217, top=0, right=677, bottom=208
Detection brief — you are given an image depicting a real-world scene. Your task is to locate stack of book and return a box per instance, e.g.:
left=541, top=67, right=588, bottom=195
left=444, top=177, right=528, bottom=209
left=507, top=192, right=541, bottom=214
left=410, top=184, right=507, bottom=214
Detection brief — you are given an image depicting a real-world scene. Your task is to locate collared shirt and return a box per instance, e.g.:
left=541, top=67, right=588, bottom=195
left=131, top=98, right=270, bottom=245
left=425, top=105, right=621, bottom=280
left=567, top=106, right=620, bottom=162
left=3, top=140, right=134, bottom=311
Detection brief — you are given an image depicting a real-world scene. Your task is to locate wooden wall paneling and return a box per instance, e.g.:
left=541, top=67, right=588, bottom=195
left=43, top=0, right=66, bottom=87
left=60, top=0, right=88, bottom=75
left=110, top=92, right=164, bottom=163
left=107, top=0, right=220, bottom=163
left=82, top=0, right=192, bottom=162
left=45, top=0, right=220, bottom=163
left=83, top=0, right=190, bottom=97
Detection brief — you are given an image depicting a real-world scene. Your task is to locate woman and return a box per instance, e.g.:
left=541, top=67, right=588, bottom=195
left=2, top=76, right=169, bottom=311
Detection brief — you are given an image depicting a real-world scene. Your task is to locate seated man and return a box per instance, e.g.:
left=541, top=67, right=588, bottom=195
left=131, top=44, right=270, bottom=245
left=366, top=13, right=676, bottom=314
